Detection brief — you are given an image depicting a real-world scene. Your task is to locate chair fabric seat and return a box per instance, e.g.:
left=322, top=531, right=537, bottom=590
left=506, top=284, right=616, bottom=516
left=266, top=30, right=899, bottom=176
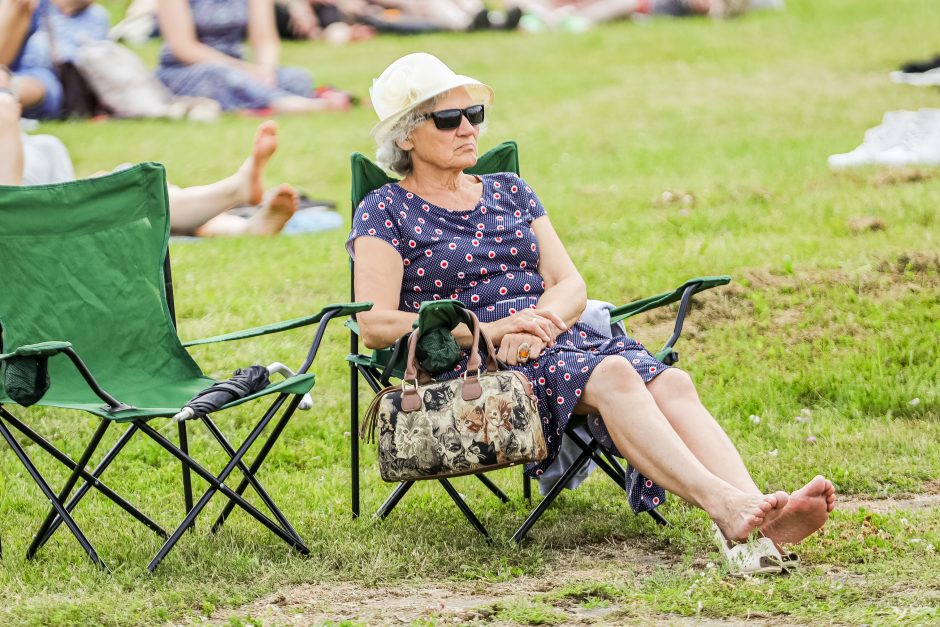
left=0, top=372, right=315, bottom=421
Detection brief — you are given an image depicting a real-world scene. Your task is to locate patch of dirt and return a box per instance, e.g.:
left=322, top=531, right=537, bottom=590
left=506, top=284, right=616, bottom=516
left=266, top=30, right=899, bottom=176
left=871, top=168, right=939, bottom=187
left=847, top=216, right=887, bottom=233
left=627, top=252, right=939, bottom=348
left=188, top=543, right=684, bottom=626
left=876, top=251, right=940, bottom=275
left=180, top=494, right=940, bottom=627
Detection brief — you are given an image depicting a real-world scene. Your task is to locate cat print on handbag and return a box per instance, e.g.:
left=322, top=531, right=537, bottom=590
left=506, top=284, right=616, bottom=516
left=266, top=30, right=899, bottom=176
left=423, top=385, right=455, bottom=412
left=455, top=405, right=486, bottom=442
left=393, top=412, right=441, bottom=468
left=367, top=369, right=547, bottom=482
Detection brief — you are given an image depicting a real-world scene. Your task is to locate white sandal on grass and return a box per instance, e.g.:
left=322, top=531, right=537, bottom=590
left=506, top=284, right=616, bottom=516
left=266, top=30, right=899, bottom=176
left=779, top=550, right=801, bottom=572
left=712, top=523, right=785, bottom=576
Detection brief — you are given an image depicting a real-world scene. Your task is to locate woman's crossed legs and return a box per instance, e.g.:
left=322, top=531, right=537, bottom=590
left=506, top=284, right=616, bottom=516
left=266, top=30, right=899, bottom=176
left=577, top=356, right=834, bottom=545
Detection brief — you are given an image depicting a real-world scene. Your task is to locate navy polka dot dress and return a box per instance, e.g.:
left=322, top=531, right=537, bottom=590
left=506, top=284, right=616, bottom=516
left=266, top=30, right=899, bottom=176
left=348, top=172, right=667, bottom=513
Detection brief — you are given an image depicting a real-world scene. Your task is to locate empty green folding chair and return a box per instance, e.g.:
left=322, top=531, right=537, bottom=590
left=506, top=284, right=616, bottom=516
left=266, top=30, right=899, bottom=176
left=0, top=163, right=370, bottom=571
left=346, top=142, right=730, bottom=540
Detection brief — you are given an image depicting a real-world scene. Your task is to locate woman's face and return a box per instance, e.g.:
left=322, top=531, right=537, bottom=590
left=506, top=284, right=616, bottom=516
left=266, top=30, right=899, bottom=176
left=400, top=87, right=482, bottom=175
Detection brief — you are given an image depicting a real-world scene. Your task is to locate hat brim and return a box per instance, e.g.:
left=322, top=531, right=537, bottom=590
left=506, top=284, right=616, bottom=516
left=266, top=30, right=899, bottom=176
left=370, top=77, right=494, bottom=142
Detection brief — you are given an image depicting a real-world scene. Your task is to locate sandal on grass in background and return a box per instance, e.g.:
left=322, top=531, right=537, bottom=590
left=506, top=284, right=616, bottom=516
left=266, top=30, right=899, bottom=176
left=779, top=550, right=801, bottom=572
left=712, top=523, right=784, bottom=576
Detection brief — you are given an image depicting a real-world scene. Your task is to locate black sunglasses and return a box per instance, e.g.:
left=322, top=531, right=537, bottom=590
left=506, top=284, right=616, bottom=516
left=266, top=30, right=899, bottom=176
left=422, top=104, right=485, bottom=130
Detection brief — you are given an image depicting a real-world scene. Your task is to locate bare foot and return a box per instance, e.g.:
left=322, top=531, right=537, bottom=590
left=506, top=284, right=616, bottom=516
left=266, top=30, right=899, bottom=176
left=236, top=120, right=278, bottom=205
left=761, top=475, right=835, bottom=546
left=713, top=490, right=788, bottom=542
left=271, top=95, right=349, bottom=114
left=244, top=184, right=297, bottom=235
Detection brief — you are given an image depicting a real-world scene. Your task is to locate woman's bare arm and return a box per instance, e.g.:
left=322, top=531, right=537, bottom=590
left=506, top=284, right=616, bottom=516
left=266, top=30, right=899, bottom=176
left=353, top=236, right=417, bottom=349
left=158, top=0, right=248, bottom=67
left=248, top=0, right=280, bottom=69
left=490, top=215, right=586, bottom=365
left=531, top=215, right=587, bottom=328
left=0, top=0, right=36, bottom=66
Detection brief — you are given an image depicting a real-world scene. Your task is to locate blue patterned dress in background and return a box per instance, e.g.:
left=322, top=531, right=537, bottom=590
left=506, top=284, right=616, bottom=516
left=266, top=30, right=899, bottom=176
left=347, top=172, right=669, bottom=514
left=157, top=0, right=313, bottom=110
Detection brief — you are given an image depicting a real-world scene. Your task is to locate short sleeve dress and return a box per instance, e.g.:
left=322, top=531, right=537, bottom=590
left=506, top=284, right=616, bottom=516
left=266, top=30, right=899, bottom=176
left=347, top=173, right=667, bottom=513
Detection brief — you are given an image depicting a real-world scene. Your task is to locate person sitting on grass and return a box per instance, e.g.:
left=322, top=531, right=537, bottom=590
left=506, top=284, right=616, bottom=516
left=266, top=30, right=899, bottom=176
left=0, top=0, right=115, bottom=119
left=513, top=0, right=750, bottom=32
left=157, top=0, right=351, bottom=114
left=0, top=74, right=297, bottom=236
left=347, top=52, right=836, bottom=574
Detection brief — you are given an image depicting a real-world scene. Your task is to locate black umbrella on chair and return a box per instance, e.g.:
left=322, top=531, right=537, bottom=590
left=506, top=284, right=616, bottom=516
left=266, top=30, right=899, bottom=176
left=173, top=365, right=270, bottom=422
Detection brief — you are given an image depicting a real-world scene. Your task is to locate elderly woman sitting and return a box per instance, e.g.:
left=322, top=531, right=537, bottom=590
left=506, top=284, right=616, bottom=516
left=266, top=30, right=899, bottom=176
left=347, top=53, right=835, bottom=573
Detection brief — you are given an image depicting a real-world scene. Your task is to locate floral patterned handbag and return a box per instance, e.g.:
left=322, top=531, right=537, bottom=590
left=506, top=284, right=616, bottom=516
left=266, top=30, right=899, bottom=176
left=361, top=310, right=547, bottom=483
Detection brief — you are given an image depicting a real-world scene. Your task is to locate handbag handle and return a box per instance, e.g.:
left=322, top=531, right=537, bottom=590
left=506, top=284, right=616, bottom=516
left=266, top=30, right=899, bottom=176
left=401, top=308, right=498, bottom=411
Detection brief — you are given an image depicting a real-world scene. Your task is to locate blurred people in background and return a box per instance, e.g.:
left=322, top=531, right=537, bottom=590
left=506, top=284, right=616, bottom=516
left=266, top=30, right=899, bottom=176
left=362, top=0, right=521, bottom=32
left=0, top=78, right=300, bottom=236
left=514, top=0, right=754, bottom=32
left=274, top=0, right=376, bottom=43
left=277, top=0, right=523, bottom=38
left=0, top=0, right=108, bottom=119
left=157, top=0, right=351, bottom=113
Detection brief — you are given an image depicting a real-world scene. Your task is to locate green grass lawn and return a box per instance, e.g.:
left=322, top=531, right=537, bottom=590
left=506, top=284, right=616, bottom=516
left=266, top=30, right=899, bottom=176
left=2, top=0, right=940, bottom=624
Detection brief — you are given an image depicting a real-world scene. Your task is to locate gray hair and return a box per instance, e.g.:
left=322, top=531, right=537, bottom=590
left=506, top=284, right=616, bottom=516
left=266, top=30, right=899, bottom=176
left=375, top=94, right=444, bottom=177
left=375, top=93, right=487, bottom=177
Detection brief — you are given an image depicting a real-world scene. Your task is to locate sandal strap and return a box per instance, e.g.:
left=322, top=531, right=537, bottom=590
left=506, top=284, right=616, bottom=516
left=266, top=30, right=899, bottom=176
left=713, top=524, right=784, bottom=576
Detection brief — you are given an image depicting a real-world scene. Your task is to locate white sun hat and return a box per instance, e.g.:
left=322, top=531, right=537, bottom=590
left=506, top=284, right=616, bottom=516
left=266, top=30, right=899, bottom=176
left=370, top=53, right=494, bottom=141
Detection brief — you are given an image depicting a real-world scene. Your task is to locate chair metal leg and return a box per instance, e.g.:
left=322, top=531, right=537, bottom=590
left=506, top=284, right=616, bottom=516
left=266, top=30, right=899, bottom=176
left=599, top=448, right=625, bottom=478
left=354, top=364, right=389, bottom=520
left=210, top=405, right=296, bottom=534
left=474, top=473, right=510, bottom=503
left=29, top=423, right=168, bottom=554
left=0, top=416, right=108, bottom=571
left=375, top=481, right=414, bottom=519
left=439, top=478, right=490, bottom=539
left=351, top=362, right=360, bottom=519
left=513, top=441, right=598, bottom=544
left=137, top=400, right=310, bottom=572
left=566, top=427, right=624, bottom=486
left=201, top=415, right=302, bottom=543
left=523, top=472, right=532, bottom=502
left=178, top=421, right=194, bottom=531
left=567, top=427, right=669, bottom=527
left=0, top=409, right=165, bottom=538
left=26, top=420, right=110, bottom=561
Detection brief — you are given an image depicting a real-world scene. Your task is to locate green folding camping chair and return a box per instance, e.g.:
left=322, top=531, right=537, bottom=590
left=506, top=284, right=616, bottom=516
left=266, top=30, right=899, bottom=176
left=346, top=142, right=730, bottom=540
left=0, top=163, right=370, bottom=572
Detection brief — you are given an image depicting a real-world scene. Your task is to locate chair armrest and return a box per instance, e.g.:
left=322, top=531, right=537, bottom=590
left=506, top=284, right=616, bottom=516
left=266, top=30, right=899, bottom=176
left=0, top=341, right=73, bottom=360
left=183, top=302, right=373, bottom=347
left=609, top=276, right=731, bottom=324
left=608, top=276, right=731, bottom=367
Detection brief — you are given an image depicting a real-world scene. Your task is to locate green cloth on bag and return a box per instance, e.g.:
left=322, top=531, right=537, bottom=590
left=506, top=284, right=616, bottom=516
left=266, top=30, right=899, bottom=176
left=413, top=300, right=470, bottom=375
left=403, top=300, right=470, bottom=376
left=415, top=327, right=461, bottom=374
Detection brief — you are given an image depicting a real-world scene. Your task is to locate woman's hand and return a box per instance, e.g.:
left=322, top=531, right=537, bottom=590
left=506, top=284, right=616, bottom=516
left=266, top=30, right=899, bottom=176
left=483, top=308, right=567, bottom=347
left=496, top=332, right=546, bottom=367
left=244, top=62, right=278, bottom=87
left=286, top=0, right=320, bottom=38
